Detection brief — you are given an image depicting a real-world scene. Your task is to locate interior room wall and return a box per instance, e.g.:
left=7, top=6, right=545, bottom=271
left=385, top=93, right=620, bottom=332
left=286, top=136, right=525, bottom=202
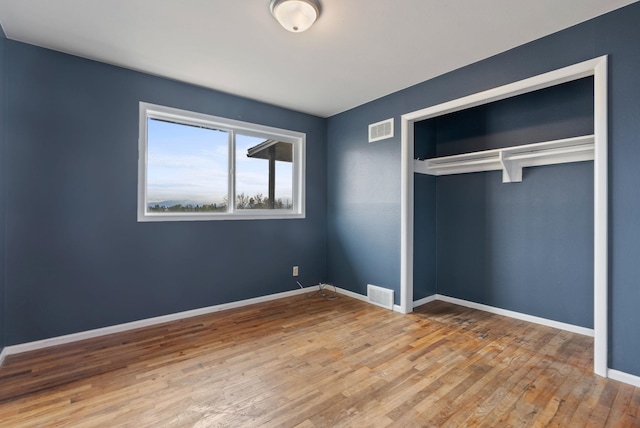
left=327, top=2, right=640, bottom=376
left=2, top=39, right=327, bottom=345
left=326, top=99, right=403, bottom=300
left=0, top=27, right=6, bottom=353
left=412, top=122, right=437, bottom=302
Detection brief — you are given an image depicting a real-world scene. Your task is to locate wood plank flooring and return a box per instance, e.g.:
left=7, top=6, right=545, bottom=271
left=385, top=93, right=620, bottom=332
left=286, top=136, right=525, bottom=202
left=0, top=293, right=637, bottom=427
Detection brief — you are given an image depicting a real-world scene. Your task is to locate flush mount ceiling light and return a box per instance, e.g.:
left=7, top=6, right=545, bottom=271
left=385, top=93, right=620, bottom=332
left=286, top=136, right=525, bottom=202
left=269, top=0, right=321, bottom=33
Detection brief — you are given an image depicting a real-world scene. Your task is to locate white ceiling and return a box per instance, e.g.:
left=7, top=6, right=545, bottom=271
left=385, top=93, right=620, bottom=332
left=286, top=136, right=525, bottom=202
left=0, top=0, right=636, bottom=117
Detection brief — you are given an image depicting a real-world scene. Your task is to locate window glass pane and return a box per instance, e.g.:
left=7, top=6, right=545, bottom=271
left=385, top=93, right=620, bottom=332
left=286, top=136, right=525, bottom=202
left=146, top=118, right=229, bottom=213
left=276, top=160, right=293, bottom=209
left=235, top=133, right=293, bottom=210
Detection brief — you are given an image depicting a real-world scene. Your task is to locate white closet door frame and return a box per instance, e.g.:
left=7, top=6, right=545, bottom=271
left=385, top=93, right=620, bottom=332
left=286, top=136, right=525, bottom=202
left=400, top=56, right=608, bottom=377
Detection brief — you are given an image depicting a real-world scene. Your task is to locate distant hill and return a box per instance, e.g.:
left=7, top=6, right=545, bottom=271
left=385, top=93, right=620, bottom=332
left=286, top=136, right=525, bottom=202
left=148, top=200, right=206, bottom=208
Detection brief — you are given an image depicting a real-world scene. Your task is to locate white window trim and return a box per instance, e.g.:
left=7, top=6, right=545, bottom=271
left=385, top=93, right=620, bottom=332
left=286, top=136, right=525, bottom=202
left=138, top=102, right=306, bottom=221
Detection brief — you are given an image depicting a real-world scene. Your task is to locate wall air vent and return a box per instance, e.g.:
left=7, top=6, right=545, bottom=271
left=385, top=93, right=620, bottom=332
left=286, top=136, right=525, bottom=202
left=367, top=284, right=394, bottom=310
left=368, top=118, right=394, bottom=142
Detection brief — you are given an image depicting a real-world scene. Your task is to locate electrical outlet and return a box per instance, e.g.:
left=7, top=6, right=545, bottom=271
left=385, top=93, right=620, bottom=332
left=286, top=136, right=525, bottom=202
left=292, top=266, right=299, bottom=277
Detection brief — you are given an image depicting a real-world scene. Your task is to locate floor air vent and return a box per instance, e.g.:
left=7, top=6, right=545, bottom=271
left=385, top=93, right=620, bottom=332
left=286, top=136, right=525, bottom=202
left=368, top=118, right=394, bottom=142
left=367, top=284, right=394, bottom=310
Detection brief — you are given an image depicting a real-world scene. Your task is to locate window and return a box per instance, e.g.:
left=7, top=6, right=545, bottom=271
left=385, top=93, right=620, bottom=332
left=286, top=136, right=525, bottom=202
left=138, top=102, right=305, bottom=221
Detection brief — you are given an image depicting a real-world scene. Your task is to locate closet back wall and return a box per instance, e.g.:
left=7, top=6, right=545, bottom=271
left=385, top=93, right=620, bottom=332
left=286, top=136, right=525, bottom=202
left=0, top=29, right=6, bottom=353
left=415, top=78, right=595, bottom=328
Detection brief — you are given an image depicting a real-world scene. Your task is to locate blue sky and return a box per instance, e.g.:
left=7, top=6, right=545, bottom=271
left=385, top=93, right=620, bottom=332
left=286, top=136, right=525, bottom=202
left=147, top=119, right=292, bottom=206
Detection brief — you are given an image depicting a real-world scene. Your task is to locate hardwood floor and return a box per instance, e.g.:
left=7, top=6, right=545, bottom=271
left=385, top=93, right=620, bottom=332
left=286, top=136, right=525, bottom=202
left=0, top=293, right=638, bottom=427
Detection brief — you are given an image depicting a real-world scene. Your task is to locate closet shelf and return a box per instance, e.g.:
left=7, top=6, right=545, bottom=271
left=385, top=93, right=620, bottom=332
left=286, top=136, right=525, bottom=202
left=414, top=134, right=594, bottom=183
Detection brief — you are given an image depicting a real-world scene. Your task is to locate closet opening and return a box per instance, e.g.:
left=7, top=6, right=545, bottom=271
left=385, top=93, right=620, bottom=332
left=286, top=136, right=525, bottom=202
left=400, top=56, right=608, bottom=376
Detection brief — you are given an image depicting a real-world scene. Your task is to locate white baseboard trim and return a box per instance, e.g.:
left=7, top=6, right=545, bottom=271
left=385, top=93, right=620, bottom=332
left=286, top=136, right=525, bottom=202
left=333, top=286, right=403, bottom=313
left=0, top=286, right=314, bottom=362
left=0, top=347, right=7, bottom=366
left=414, top=294, right=640, bottom=386
left=2, top=287, right=637, bottom=388
left=299, top=288, right=596, bottom=339
left=413, top=295, right=438, bottom=308
left=333, top=286, right=368, bottom=302
left=608, top=369, right=640, bottom=388
left=435, top=294, right=595, bottom=337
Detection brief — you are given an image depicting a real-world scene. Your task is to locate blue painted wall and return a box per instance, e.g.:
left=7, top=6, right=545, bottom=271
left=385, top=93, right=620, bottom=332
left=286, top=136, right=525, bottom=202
left=413, top=122, right=437, bottom=301
left=0, top=27, right=6, bottom=353
left=326, top=101, right=403, bottom=299
left=436, top=164, right=593, bottom=327
left=423, top=77, right=594, bottom=156
left=2, top=40, right=327, bottom=345
left=327, top=2, right=640, bottom=375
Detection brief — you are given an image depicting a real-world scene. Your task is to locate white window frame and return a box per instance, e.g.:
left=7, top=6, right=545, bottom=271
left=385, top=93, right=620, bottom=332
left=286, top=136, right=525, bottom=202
left=138, top=102, right=306, bottom=221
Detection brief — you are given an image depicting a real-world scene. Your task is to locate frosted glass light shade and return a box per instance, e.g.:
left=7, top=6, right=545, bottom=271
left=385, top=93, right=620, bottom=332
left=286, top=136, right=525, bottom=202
left=270, top=0, right=320, bottom=32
